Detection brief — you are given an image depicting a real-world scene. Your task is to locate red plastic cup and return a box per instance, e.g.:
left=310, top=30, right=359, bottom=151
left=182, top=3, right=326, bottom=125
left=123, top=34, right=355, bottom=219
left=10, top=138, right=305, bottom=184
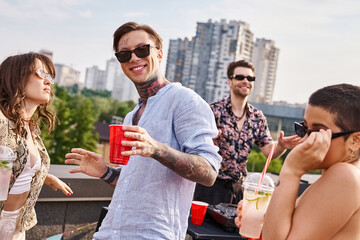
left=109, top=125, right=133, bottom=165
left=191, top=201, right=208, bottom=225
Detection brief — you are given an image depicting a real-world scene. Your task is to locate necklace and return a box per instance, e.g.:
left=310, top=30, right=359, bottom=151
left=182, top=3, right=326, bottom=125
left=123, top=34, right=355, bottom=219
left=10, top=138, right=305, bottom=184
left=233, top=109, right=246, bottom=121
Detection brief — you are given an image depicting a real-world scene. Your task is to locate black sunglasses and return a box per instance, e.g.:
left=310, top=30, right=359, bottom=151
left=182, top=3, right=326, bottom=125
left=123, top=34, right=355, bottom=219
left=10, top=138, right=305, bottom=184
left=294, top=122, right=359, bottom=140
left=229, top=74, right=255, bottom=82
left=115, top=44, right=157, bottom=63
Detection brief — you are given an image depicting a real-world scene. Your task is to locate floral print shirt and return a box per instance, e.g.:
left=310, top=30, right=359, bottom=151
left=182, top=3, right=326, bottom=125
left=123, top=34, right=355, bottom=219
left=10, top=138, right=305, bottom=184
left=210, top=96, right=272, bottom=182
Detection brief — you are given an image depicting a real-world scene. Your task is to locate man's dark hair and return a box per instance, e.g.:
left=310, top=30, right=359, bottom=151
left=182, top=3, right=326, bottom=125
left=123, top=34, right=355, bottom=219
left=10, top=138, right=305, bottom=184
left=309, top=84, right=360, bottom=133
left=113, top=22, right=163, bottom=52
left=227, top=60, right=255, bottom=78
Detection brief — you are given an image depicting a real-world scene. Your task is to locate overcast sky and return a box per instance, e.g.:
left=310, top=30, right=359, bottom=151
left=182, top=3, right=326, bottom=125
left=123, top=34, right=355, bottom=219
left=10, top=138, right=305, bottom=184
left=1, top=0, right=359, bottom=104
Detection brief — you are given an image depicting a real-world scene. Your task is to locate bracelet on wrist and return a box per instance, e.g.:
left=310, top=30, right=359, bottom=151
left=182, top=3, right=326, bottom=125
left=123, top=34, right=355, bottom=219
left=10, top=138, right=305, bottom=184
left=100, top=167, right=110, bottom=179
left=100, top=167, right=120, bottom=184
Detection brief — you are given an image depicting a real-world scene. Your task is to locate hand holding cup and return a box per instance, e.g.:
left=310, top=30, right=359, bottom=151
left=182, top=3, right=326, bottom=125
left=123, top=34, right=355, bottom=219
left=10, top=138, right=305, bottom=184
left=234, top=200, right=243, bottom=228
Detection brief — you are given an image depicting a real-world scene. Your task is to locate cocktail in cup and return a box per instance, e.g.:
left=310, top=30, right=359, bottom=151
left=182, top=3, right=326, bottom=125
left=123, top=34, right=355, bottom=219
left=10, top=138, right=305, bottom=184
left=240, top=173, right=274, bottom=239
left=109, top=125, right=133, bottom=165
left=0, top=146, right=15, bottom=201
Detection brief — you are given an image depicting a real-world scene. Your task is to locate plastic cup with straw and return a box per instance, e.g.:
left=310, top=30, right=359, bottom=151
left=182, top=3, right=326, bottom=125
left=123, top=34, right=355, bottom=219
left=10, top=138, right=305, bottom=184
left=239, top=142, right=276, bottom=239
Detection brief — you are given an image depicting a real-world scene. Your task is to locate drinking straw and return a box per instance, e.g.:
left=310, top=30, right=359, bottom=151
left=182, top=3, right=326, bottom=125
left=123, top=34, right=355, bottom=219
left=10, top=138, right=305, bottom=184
left=255, top=141, right=277, bottom=194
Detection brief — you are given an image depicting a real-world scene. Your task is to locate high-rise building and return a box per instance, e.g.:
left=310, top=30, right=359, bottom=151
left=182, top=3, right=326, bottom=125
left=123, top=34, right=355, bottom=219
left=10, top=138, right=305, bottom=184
left=166, top=19, right=254, bottom=103
left=84, top=66, right=106, bottom=90
left=107, top=58, right=138, bottom=102
left=83, top=59, right=138, bottom=102
left=249, top=38, right=279, bottom=104
left=54, top=64, right=81, bottom=87
left=105, top=58, right=118, bottom=91
left=111, top=70, right=138, bottom=103
left=84, top=58, right=138, bottom=102
left=166, top=37, right=194, bottom=84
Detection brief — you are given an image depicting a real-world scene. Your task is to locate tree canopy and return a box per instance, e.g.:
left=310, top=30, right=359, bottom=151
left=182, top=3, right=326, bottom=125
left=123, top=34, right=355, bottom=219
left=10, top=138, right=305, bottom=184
left=40, top=85, right=136, bottom=164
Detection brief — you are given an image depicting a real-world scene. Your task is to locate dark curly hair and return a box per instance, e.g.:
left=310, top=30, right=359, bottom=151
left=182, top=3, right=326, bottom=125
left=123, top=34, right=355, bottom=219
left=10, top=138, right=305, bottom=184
left=227, top=60, right=255, bottom=79
left=0, top=52, right=56, bottom=135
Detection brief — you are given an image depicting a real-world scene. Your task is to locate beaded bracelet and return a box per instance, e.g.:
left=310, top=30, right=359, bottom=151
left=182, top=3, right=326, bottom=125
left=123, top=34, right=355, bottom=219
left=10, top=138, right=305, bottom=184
left=100, top=167, right=120, bottom=184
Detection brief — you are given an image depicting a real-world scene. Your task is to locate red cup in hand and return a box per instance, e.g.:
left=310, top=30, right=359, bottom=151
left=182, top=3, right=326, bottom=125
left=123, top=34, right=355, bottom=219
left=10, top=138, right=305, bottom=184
left=109, top=125, right=133, bottom=165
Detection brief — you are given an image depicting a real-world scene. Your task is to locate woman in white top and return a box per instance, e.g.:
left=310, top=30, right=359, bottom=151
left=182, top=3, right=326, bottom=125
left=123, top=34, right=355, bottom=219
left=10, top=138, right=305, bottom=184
left=0, top=52, right=73, bottom=239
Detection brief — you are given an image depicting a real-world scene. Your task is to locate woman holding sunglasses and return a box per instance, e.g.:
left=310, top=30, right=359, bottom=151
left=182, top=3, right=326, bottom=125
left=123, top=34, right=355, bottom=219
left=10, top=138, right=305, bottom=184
left=235, top=83, right=360, bottom=239
left=0, top=52, right=73, bottom=239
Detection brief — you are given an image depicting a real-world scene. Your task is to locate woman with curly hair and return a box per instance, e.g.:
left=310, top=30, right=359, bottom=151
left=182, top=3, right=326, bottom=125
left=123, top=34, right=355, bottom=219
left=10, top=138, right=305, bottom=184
left=0, top=52, right=73, bottom=239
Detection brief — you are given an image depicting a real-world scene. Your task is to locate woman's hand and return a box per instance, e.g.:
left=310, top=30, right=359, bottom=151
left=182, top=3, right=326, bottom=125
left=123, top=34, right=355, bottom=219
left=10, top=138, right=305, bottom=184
left=44, top=174, right=73, bottom=196
left=282, top=129, right=332, bottom=178
left=234, top=200, right=243, bottom=229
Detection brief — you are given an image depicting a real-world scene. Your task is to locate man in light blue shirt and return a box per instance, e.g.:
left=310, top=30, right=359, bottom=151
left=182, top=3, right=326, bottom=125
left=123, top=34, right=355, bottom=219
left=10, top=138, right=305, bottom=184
left=65, top=22, right=221, bottom=239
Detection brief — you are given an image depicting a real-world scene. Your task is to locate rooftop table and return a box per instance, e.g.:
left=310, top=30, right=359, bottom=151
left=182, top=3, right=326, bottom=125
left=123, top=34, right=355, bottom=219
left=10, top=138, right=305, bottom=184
left=187, top=215, right=247, bottom=240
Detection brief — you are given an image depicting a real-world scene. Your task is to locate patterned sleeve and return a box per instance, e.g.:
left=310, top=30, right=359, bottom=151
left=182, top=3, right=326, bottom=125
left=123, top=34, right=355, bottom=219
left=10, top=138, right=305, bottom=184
left=254, top=110, right=273, bottom=147
left=209, top=102, right=222, bottom=127
left=0, top=113, right=9, bottom=147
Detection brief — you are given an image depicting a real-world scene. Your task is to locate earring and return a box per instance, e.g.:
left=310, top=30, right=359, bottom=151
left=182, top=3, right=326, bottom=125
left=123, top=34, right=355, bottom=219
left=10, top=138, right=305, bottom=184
left=349, top=148, right=356, bottom=159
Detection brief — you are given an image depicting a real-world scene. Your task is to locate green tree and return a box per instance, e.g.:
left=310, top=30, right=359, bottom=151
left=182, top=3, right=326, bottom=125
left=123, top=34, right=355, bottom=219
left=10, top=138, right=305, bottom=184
left=116, top=100, right=137, bottom=119
left=90, top=97, right=136, bottom=123
left=247, top=150, right=283, bottom=174
left=91, top=96, right=120, bottom=123
left=68, top=94, right=98, bottom=151
left=41, top=86, right=98, bottom=164
left=41, top=84, right=136, bottom=164
left=81, top=88, right=111, bottom=98
left=41, top=86, right=74, bottom=164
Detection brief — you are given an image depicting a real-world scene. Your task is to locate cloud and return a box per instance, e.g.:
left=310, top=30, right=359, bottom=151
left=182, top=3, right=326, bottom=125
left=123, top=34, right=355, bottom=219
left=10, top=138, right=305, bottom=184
left=123, top=12, right=148, bottom=18
left=79, top=9, right=92, bottom=18
left=0, top=0, right=83, bottom=22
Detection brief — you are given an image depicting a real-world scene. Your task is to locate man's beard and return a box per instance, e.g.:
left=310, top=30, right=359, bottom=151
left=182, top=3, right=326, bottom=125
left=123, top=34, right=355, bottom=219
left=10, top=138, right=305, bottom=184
left=232, top=86, right=250, bottom=99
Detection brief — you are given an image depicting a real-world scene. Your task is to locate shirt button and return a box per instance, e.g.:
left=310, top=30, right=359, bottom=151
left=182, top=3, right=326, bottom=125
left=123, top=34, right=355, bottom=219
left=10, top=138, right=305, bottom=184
left=124, top=180, right=128, bottom=183
left=114, top=230, right=117, bottom=234
left=118, top=205, right=121, bottom=208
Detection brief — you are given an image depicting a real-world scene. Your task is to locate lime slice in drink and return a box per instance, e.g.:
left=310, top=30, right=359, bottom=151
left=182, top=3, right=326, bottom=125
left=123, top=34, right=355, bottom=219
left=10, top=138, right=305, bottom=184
left=245, top=196, right=260, bottom=209
left=245, top=196, right=260, bottom=202
left=0, top=161, right=11, bottom=170
left=245, top=192, right=272, bottom=210
left=256, top=193, right=272, bottom=209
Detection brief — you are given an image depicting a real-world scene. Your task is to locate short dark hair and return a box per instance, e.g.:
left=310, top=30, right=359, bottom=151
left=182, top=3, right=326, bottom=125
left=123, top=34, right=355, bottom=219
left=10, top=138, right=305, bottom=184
left=227, top=60, right=255, bottom=78
left=113, top=22, right=163, bottom=52
left=309, top=84, right=360, bottom=134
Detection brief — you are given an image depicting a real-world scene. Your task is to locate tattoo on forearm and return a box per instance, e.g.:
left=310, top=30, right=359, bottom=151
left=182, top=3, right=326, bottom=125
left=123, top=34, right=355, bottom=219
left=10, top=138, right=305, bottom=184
left=151, top=144, right=215, bottom=184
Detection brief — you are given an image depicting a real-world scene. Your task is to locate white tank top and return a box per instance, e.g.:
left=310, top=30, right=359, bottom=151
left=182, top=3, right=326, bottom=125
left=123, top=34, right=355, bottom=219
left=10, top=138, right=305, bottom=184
left=9, top=150, right=41, bottom=194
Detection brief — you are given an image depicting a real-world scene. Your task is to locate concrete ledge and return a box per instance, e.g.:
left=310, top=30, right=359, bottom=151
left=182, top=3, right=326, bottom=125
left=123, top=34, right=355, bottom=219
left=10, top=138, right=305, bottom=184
left=26, top=165, right=114, bottom=239
left=27, top=200, right=109, bottom=240
left=38, top=178, right=114, bottom=201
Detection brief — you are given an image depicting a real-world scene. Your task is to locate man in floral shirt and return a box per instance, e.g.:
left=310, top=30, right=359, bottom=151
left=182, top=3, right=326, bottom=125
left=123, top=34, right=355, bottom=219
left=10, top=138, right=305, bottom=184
left=193, top=60, right=300, bottom=205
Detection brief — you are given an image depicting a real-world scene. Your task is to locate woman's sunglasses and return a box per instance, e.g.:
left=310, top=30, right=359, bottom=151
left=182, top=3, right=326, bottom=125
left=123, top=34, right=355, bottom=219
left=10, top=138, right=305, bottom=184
left=35, top=69, right=54, bottom=84
left=115, top=44, right=157, bottom=63
left=294, top=122, right=359, bottom=139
